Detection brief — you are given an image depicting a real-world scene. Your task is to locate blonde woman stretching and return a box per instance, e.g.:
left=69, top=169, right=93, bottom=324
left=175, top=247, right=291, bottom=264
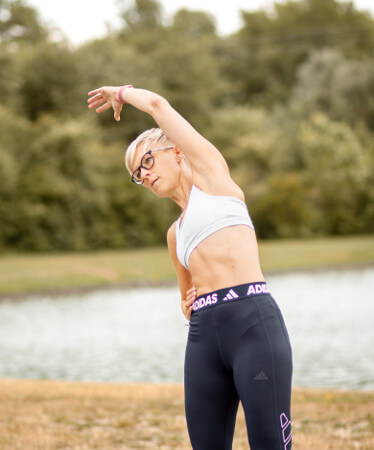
left=88, top=85, right=292, bottom=450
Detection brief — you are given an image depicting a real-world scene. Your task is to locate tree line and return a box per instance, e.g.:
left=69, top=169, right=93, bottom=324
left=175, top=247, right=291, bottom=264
left=0, top=0, right=373, bottom=252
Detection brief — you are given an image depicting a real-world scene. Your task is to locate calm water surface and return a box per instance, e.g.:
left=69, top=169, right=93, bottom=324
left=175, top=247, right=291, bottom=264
left=0, top=268, right=373, bottom=389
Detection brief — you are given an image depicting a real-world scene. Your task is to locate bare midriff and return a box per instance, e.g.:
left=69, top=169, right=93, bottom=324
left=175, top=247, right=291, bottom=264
left=187, top=225, right=265, bottom=296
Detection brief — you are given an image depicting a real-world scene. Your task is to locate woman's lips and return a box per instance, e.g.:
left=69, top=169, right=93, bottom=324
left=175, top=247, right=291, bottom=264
left=152, top=178, right=159, bottom=186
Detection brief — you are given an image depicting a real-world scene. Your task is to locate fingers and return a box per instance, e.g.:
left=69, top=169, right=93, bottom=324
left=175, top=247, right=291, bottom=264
left=182, top=301, right=193, bottom=321
left=186, top=308, right=192, bottom=322
left=185, top=294, right=196, bottom=307
left=87, top=91, right=107, bottom=112
left=114, top=104, right=123, bottom=122
left=87, top=86, right=115, bottom=103
left=182, top=286, right=198, bottom=321
left=87, top=91, right=107, bottom=109
left=87, top=92, right=103, bottom=103
left=88, top=88, right=102, bottom=97
left=186, top=287, right=197, bottom=305
left=186, top=286, right=197, bottom=298
left=96, top=102, right=113, bottom=114
left=87, top=87, right=122, bottom=121
left=88, top=98, right=106, bottom=110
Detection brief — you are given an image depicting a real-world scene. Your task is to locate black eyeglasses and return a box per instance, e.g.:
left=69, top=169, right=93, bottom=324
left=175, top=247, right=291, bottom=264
left=131, top=146, right=175, bottom=185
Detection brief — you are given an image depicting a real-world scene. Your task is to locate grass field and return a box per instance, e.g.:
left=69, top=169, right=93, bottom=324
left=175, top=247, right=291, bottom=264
left=0, top=234, right=373, bottom=297
left=0, top=380, right=373, bottom=449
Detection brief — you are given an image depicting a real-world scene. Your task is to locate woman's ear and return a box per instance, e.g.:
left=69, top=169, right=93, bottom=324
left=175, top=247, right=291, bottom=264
left=173, top=146, right=183, bottom=164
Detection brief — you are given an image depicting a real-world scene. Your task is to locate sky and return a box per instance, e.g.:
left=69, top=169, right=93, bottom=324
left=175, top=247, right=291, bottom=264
left=25, top=0, right=374, bottom=45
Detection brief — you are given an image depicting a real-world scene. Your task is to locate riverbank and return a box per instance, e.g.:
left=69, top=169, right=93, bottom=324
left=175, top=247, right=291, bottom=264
left=0, top=379, right=372, bottom=449
left=0, top=234, right=373, bottom=298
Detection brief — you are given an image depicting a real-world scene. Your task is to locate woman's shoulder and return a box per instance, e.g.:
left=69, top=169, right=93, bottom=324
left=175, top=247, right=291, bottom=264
left=167, top=221, right=178, bottom=245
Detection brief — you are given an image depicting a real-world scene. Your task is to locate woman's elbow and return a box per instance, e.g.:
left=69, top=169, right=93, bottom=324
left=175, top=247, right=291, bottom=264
left=149, top=94, right=170, bottom=117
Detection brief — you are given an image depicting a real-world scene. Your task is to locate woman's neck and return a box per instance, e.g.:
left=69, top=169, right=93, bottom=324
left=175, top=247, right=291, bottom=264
left=169, top=168, right=193, bottom=211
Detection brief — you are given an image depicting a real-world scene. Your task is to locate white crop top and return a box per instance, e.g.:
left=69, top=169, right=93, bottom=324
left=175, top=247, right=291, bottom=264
left=175, top=185, right=254, bottom=269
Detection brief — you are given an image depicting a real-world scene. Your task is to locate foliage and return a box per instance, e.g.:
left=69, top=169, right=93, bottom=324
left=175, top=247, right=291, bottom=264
left=0, top=0, right=48, bottom=44
left=290, top=48, right=374, bottom=129
left=0, top=0, right=373, bottom=252
left=219, top=0, right=374, bottom=106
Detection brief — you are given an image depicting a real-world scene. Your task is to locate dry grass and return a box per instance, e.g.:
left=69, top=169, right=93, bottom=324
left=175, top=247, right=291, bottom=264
left=0, top=380, right=373, bottom=449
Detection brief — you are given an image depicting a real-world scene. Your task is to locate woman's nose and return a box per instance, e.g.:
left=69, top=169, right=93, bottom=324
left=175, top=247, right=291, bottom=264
left=141, top=168, right=152, bottom=180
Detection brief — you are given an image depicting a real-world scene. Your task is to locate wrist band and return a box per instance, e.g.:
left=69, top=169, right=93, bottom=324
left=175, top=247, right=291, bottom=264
left=118, top=84, right=134, bottom=104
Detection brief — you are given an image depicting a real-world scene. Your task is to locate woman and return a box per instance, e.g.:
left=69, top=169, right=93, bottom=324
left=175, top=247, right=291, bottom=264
left=88, top=85, right=293, bottom=450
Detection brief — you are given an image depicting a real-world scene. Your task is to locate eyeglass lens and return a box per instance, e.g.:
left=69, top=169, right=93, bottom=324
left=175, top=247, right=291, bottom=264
left=133, top=152, right=154, bottom=183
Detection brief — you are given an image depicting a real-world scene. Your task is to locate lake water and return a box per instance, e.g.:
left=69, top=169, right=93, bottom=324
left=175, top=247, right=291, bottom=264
left=0, top=268, right=373, bottom=390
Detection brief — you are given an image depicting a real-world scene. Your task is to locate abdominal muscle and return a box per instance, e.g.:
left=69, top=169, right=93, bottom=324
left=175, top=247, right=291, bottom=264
left=187, top=225, right=265, bottom=296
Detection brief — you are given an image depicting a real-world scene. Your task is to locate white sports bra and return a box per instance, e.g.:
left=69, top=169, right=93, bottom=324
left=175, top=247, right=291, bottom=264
left=175, top=185, right=254, bottom=269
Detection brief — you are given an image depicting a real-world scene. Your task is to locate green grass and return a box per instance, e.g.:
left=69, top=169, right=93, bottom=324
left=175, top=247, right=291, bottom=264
left=0, top=235, right=373, bottom=297
left=258, top=234, right=374, bottom=272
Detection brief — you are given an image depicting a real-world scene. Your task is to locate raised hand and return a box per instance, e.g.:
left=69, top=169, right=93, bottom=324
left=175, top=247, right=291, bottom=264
left=87, top=86, right=123, bottom=122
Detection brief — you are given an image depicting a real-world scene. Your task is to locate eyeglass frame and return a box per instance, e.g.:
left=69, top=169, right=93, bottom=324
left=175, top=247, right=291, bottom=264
left=131, top=145, right=176, bottom=185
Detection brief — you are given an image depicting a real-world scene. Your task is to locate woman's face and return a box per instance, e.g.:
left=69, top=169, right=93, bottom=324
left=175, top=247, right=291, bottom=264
left=131, top=145, right=181, bottom=197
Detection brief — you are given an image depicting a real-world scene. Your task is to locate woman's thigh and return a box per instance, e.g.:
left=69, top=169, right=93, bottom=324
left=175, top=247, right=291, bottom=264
left=184, top=314, right=239, bottom=450
left=231, top=296, right=293, bottom=449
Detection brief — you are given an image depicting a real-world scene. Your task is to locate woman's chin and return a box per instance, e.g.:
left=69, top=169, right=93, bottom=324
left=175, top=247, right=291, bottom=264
left=151, top=181, right=170, bottom=198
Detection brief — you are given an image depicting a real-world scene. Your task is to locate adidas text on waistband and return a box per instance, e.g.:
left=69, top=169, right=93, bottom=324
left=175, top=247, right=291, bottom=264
left=192, top=282, right=269, bottom=312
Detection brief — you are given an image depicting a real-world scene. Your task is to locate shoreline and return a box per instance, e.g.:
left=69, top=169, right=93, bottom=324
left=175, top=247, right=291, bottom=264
left=1, top=234, right=373, bottom=300
left=1, top=261, right=372, bottom=301
left=0, top=376, right=373, bottom=393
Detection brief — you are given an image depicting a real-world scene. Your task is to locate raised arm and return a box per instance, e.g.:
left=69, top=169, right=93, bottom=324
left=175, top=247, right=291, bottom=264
left=88, top=86, right=229, bottom=180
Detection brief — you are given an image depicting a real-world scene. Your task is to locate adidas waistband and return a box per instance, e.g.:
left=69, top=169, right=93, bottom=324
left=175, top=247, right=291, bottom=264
left=192, top=282, right=269, bottom=313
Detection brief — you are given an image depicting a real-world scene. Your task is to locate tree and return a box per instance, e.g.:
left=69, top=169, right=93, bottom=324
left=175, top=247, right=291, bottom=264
left=219, top=0, right=374, bottom=107
left=297, top=113, right=371, bottom=234
left=171, top=9, right=216, bottom=38
left=19, top=42, right=82, bottom=121
left=1, top=0, right=374, bottom=251
left=0, top=0, right=48, bottom=44
left=290, top=48, right=374, bottom=130
left=117, top=0, right=163, bottom=33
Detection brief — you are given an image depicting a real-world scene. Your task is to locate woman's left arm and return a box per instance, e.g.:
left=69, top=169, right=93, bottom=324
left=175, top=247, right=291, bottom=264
left=166, top=223, right=196, bottom=321
left=88, top=86, right=229, bottom=179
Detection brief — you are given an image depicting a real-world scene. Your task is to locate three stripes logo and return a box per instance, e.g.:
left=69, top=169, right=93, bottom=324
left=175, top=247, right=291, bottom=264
left=222, top=289, right=239, bottom=302
left=280, top=413, right=292, bottom=449
left=253, top=371, right=269, bottom=381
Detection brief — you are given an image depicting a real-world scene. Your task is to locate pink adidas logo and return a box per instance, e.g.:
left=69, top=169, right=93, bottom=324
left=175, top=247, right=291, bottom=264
left=191, top=282, right=269, bottom=312
left=247, top=283, right=269, bottom=296
left=223, top=289, right=239, bottom=301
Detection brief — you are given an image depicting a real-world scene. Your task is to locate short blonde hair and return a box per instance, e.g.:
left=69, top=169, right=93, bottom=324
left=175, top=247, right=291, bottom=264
left=125, top=128, right=172, bottom=175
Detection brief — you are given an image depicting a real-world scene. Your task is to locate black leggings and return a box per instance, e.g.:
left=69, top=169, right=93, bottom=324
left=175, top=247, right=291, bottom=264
left=184, top=282, right=293, bottom=449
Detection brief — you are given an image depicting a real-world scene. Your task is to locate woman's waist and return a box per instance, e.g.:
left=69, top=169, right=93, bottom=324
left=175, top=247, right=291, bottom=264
left=192, top=270, right=265, bottom=297
left=189, top=250, right=264, bottom=294
left=191, top=281, right=270, bottom=313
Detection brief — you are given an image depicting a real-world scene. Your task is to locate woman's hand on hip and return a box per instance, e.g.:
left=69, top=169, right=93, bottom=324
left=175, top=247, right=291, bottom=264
left=87, top=86, right=123, bottom=122
left=182, top=286, right=197, bottom=321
